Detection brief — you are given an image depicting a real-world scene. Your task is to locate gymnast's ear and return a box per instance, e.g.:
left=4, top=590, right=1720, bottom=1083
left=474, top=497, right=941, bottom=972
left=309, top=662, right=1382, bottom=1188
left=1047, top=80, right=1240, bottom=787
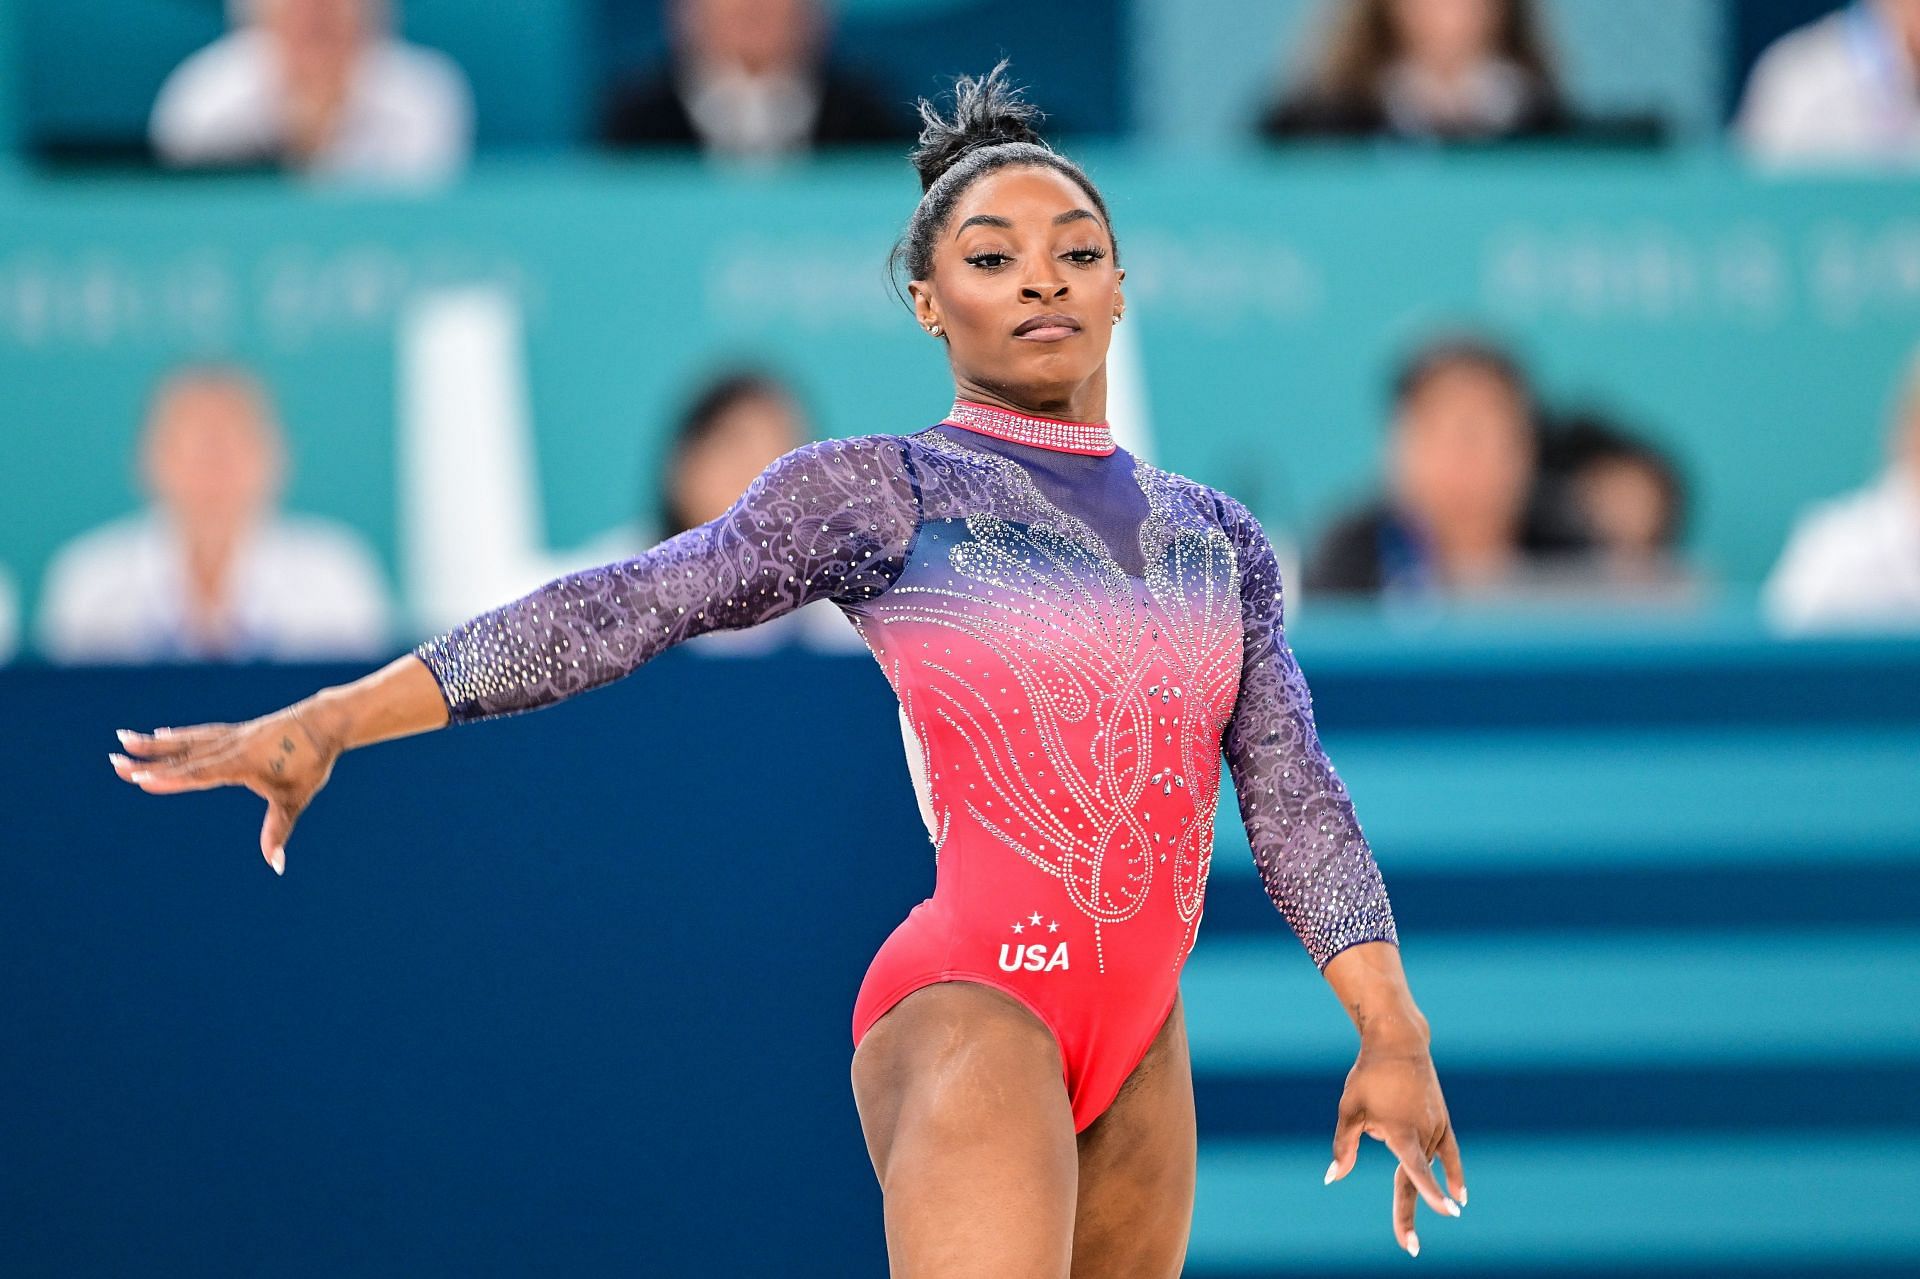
left=908, top=279, right=943, bottom=338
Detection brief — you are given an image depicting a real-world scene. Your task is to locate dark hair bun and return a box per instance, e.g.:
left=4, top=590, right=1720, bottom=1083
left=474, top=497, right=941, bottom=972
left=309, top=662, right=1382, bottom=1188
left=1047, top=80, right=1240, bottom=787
left=909, top=61, right=1046, bottom=193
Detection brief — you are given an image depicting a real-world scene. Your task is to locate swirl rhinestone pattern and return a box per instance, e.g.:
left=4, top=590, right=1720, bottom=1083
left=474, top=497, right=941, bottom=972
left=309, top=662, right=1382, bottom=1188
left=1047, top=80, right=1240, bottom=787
left=413, top=409, right=1397, bottom=979
left=1215, top=494, right=1398, bottom=967
left=413, top=436, right=917, bottom=722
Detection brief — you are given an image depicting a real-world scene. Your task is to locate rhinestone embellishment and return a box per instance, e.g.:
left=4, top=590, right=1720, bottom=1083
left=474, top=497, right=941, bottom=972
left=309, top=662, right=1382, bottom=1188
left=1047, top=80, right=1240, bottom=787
left=943, top=399, right=1116, bottom=456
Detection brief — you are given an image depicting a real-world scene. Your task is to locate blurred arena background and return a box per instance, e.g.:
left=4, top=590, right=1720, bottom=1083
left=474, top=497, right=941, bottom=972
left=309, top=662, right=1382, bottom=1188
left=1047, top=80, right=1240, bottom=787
left=3, top=0, right=1919, bottom=1275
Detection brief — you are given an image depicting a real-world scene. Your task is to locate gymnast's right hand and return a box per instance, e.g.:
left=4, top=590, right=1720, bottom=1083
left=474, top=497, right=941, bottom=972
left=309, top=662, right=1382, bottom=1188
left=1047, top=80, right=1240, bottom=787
left=108, top=703, right=344, bottom=877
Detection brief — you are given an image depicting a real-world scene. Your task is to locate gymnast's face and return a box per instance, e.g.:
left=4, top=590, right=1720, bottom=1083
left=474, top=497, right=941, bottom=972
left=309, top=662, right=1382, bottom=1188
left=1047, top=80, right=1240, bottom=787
left=910, top=166, right=1124, bottom=419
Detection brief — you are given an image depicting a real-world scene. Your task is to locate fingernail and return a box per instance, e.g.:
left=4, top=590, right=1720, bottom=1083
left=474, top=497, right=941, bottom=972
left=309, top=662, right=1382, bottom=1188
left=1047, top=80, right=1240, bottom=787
left=1445, top=1197, right=1461, bottom=1217
left=1406, top=1232, right=1419, bottom=1258
left=154, top=727, right=174, bottom=738
left=1459, top=1187, right=1468, bottom=1206
left=116, top=729, right=135, bottom=745
left=1323, top=1160, right=1338, bottom=1185
left=109, top=753, right=129, bottom=768
left=268, top=847, right=285, bottom=876
left=130, top=770, right=150, bottom=783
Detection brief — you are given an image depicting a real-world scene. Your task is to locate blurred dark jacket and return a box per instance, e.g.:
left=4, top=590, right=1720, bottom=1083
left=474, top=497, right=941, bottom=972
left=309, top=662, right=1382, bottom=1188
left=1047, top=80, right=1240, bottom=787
left=603, top=63, right=913, bottom=149
left=1305, top=497, right=1591, bottom=597
left=1259, top=83, right=1572, bottom=142
left=1258, top=75, right=1664, bottom=147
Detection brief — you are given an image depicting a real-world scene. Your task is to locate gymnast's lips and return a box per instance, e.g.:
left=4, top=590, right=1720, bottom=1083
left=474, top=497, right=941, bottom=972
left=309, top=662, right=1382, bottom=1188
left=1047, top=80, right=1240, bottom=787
left=1013, top=313, right=1081, bottom=341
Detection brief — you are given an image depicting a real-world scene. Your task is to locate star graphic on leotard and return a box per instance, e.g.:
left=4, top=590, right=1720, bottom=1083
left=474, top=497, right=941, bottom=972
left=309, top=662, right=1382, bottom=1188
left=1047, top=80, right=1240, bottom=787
left=1028, top=911, right=1043, bottom=925
left=1047, top=920, right=1059, bottom=933
left=1011, top=922, right=1024, bottom=934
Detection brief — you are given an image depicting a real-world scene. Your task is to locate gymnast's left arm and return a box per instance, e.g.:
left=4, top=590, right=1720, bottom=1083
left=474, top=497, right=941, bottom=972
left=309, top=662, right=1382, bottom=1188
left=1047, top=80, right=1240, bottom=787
left=1214, top=494, right=1466, bottom=1257
left=414, top=435, right=918, bottom=725
left=110, top=437, right=919, bottom=875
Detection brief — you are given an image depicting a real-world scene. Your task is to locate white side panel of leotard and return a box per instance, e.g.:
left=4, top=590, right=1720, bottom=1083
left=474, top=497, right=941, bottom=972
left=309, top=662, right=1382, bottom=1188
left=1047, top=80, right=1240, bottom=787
left=897, top=706, right=939, bottom=844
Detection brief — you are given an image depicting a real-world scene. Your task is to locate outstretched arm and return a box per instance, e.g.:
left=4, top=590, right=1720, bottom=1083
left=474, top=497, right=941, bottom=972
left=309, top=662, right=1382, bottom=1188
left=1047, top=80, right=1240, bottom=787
left=414, top=435, right=915, bottom=724
left=1215, top=495, right=1464, bottom=1257
left=111, top=436, right=919, bottom=872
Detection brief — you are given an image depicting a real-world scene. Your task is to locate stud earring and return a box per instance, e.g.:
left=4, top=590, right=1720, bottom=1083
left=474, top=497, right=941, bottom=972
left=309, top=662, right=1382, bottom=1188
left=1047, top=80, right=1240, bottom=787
left=928, top=323, right=944, bottom=337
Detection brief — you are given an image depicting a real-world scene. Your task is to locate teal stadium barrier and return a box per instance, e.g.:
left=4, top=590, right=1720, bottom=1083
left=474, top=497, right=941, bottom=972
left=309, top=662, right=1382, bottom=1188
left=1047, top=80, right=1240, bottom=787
left=4, top=619, right=1917, bottom=1275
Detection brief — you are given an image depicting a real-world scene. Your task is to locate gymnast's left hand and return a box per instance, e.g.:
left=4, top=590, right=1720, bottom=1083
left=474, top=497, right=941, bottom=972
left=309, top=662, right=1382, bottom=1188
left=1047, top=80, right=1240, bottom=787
left=1325, top=1015, right=1466, bottom=1257
left=107, top=700, right=345, bottom=877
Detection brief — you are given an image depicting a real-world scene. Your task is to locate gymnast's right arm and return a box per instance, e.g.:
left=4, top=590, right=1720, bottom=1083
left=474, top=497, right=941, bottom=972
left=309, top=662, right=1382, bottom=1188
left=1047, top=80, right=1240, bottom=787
left=109, top=436, right=918, bottom=874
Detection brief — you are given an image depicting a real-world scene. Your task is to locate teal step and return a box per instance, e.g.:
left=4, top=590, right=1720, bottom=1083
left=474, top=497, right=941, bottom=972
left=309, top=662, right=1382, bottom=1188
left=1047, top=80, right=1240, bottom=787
left=1190, top=1134, right=1920, bottom=1270
left=1182, top=932, right=1920, bottom=1070
left=1211, top=728, right=1920, bottom=871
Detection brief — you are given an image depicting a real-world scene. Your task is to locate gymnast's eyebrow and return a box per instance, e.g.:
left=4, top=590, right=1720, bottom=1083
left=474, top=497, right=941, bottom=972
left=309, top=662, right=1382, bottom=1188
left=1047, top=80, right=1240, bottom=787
left=953, top=214, right=1013, bottom=237
left=952, top=209, right=1100, bottom=238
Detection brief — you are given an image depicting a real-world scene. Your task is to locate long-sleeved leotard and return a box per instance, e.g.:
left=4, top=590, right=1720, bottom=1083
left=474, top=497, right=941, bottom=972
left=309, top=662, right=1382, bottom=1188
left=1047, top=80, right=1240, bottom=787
left=415, top=401, right=1397, bottom=1131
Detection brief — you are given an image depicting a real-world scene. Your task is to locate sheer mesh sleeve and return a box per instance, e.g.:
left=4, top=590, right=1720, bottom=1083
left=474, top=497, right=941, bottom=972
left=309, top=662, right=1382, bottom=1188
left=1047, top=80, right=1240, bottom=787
left=1216, top=495, right=1398, bottom=969
left=414, top=435, right=919, bottom=725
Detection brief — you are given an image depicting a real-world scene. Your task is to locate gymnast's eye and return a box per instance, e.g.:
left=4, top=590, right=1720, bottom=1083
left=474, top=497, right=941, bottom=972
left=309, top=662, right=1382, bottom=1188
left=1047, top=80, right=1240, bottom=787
left=964, top=252, right=1011, bottom=271
left=1064, top=246, right=1107, bottom=265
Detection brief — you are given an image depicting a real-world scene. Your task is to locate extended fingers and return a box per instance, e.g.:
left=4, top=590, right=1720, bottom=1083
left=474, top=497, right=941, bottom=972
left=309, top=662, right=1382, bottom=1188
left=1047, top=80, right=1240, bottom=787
left=1385, top=1130, right=1459, bottom=1219
left=1394, top=1162, right=1418, bottom=1257
left=116, top=749, right=242, bottom=794
left=113, top=724, right=229, bottom=760
left=1438, top=1125, right=1468, bottom=1206
left=1326, top=1106, right=1364, bottom=1184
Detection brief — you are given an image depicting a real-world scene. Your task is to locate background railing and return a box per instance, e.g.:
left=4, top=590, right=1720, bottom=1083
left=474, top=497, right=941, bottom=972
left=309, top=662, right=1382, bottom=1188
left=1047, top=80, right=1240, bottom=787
left=8, top=615, right=1916, bottom=1275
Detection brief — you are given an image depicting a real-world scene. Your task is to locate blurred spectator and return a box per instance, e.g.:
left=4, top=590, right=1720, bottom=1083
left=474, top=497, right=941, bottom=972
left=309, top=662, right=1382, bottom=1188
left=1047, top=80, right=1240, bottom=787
left=36, top=365, right=393, bottom=663
left=1543, top=414, right=1697, bottom=594
left=656, top=370, right=808, bottom=538
left=1306, top=336, right=1586, bottom=598
left=602, top=0, right=913, bottom=160
left=0, top=567, right=17, bottom=664
left=642, top=368, right=863, bottom=653
left=1765, top=349, right=1920, bottom=631
left=149, top=0, right=472, bottom=185
left=1736, top=1, right=1920, bottom=166
left=1257, top=0, right=1572, bottom=143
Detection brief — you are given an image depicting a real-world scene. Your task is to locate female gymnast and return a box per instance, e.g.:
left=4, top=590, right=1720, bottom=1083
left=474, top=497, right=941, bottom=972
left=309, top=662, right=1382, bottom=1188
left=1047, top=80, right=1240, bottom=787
left=109, top=65, right=1466, bottom=1277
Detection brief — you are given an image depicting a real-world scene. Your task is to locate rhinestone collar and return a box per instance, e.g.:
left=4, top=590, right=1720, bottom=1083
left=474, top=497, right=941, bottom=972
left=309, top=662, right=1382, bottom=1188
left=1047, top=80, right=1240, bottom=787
left=942, top=399, right=1116, bottom=456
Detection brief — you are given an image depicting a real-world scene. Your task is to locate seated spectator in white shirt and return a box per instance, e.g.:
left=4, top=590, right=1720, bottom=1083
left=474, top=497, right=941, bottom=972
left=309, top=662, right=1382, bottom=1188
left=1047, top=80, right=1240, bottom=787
left=149, top=0, right=472, bottom=185
left=1736, top=0, right=1920, bottom=166
left=37, top=365, right=394, bottom=663
left=1766, top=349, right=1920, bottom=631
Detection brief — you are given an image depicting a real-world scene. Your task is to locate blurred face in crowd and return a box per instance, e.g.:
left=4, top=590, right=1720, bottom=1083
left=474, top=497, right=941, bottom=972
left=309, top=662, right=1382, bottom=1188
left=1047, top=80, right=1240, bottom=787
left=140, top=374, right=286, bottom=545
left=1387, top=0, right=1502, bottom=73
left=261, top=0, right=372, bottom=74
left=1389, top=359, right=1534, bottom=563
left=1895, top=366, right=1920, bottom=488
left=676, top=0, right=819, bottom=76
left=911, top=166, right=1125, bottom=419
left=673, top=390, right=804, bottom=527
left=1575, top=457, right=1671, bottom=560
left=1877, top=0, right=1920, bottom=58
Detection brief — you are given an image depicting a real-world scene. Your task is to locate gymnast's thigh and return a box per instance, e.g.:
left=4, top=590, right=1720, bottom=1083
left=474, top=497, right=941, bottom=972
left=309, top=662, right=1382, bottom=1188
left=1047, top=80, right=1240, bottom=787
left=851, top=981, right=1079, bottom=1279
left=1069, top=991, right=1197, bottom=1279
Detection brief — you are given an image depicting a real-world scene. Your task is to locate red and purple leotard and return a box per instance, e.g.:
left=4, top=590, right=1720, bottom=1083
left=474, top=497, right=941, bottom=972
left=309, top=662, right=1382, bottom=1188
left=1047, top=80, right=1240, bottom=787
left=415, top=400, right=1398, bottom=1132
